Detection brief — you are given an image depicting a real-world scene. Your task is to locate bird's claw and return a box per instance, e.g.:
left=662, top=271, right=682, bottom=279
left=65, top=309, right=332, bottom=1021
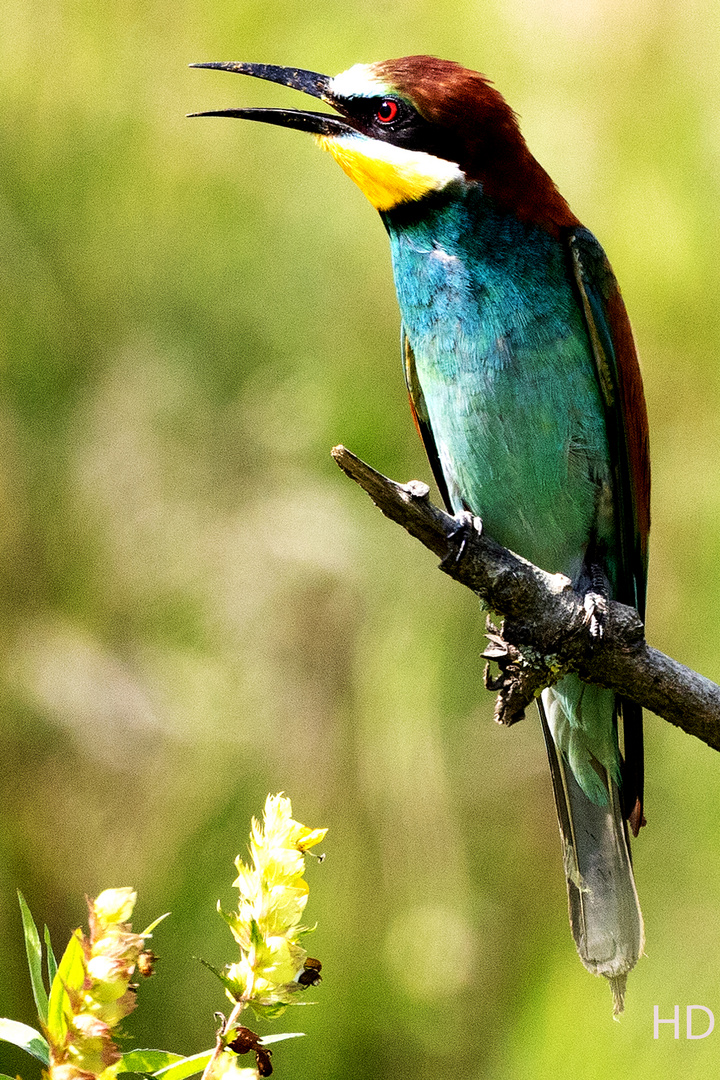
left=442, top=510, right=480, bottom=569
left=583, top=591, right=608, bottom=642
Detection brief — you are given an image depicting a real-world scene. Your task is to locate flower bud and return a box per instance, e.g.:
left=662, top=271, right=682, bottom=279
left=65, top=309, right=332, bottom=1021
left=85, top=954, right=131, bottom=1000
left=92, top=888, right=137, bottom=928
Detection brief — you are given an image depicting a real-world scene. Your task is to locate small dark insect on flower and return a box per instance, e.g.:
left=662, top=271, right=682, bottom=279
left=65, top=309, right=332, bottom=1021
left=227, top=1025, right=273, bottom=1077
left=136, top=950, right=158, bottom=977
left=255, top=1046, right=274, bottom=1078
left=297, top=956, right=322, bottom=987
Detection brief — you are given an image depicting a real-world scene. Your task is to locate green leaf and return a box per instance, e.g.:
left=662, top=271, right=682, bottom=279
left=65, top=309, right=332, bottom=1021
left=44, top=926, right=58, bottom=986
left=249, top=919, right=264, bottom=949
left=118, top=1050, right=184, bottom=1073
left=140, top=912, right=171, bottom=938
left=123, top=1037, right=304, bottom=1080
left=248, top=1001, right=286, bottom=1021
left=258, top=1032, right=305, bottom=1045
left=46, top=930, right=86, bottom=1046
left=196, top=957, right=238, bottom=994
left=153, top=1049, right=214, bottom=1079
left=1, top=1072, right=22, bottom=1079
left=216, top=904, right=235, bottom=924
left=0, top=1018, right=51, bottom=1065
left=17, top=892, right=47, bottom=1025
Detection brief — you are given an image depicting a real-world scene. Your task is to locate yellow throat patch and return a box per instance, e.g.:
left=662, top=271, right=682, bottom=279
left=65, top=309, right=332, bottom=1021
left=316, top=133, right=464, bottom=211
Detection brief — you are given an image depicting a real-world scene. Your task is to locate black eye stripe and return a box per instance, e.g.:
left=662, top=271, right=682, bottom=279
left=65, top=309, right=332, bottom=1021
left=339, top=96, right=463, bottom=166
left=345, top=96, right=409, bottom=125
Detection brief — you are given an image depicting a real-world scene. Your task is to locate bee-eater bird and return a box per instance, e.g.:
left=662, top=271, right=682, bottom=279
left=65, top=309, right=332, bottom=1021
left=190, top=56, right=650, bottom=1013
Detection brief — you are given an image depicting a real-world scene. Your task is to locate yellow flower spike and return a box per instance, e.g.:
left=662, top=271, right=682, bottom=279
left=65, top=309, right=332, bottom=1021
left=199, top=797, right=327, bottom=1079
left=216, top=794, right=326, bottom=1019
left=45, top=887, right=162, bottom=1080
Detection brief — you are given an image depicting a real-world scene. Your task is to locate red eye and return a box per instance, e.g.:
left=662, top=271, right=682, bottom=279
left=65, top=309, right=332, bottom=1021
left=376, top=99, right=399, bottom=124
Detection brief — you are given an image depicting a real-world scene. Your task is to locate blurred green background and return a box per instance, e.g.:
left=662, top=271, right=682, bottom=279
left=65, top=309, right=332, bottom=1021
left=2, top=0, right=720, bottom=1077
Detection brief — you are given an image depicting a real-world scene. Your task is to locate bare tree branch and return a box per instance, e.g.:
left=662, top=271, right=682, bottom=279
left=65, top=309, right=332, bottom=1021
left=331, top=444, right=720, bottom=751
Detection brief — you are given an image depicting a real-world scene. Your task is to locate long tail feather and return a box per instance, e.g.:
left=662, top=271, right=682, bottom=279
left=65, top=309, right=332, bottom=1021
left=539, top=692, right=644, bottom=1015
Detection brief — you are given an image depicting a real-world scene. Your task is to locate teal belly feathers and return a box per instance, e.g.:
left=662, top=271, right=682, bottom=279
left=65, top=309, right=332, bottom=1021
left=386, top=190, right=615, bottom=581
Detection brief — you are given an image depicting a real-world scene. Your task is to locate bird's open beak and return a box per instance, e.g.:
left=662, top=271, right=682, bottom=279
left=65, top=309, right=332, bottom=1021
left=188, top=62, right=358, bottom=137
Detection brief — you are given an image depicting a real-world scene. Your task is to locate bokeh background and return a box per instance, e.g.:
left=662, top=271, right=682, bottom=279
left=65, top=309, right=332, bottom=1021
left=2, top=1, right=720, bottom=1077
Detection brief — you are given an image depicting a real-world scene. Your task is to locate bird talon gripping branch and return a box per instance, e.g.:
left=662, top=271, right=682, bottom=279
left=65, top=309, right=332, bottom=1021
left=440, top=510, right=477, bottom=569
left=584, top=590, right=609, bottom=642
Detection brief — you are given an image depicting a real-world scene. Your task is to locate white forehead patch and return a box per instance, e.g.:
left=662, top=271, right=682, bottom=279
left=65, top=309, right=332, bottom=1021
left=329, top=63, right=392, bottom=100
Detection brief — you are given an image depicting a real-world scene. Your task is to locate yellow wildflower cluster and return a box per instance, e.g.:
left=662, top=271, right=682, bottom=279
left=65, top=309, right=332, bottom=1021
left=222, top=794, right=326, bottom=1017
left=46, top=888, right=156, bottom=1080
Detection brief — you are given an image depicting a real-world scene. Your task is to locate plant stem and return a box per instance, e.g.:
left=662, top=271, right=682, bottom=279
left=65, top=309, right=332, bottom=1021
left=200, top=998, right=248, bottom=1080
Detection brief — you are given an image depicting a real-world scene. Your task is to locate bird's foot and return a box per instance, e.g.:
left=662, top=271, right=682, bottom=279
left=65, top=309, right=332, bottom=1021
left=583, top=562, right=610, bottom=642
left=442, top=510, right=481, bottom=569
left=583, top=591, right=608, bottom=642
